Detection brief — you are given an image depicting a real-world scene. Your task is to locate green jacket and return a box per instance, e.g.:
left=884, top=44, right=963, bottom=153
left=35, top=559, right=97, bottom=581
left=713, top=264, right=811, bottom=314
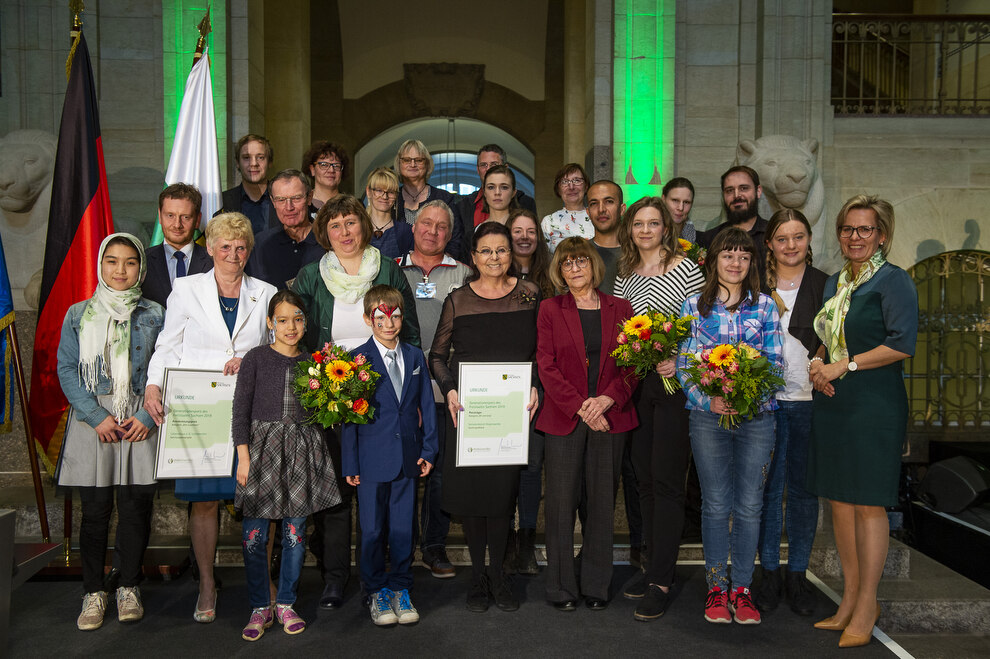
left=292, top=256, right=421, bottom=351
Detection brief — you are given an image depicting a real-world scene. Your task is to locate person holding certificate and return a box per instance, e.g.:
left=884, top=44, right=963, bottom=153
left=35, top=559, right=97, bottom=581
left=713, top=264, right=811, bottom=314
left=56, top=233, right=164, bottom=631
left=536, top=237, right=638, bottom=612
left=429, top=221, right=540, bottom=614
left=145, top=213, right=276, bottom=623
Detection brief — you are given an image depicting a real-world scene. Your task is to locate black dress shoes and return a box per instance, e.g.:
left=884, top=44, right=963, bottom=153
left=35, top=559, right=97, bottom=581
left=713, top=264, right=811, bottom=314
left=552, top=600, right=577, bottom=612
left=319, top=583, right=344, bottom=610
left=585, top=598, right=608, bottom=610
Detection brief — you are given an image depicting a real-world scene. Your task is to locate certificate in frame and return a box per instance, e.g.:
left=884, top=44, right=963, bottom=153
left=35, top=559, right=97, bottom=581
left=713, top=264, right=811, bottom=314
left=455, top=362, right=531, bottom=467
left=154, top=368, right=237, bottom=479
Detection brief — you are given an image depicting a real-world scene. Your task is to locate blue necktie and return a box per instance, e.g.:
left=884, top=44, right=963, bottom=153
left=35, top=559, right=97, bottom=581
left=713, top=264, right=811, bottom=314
left=386, top=349, right=402, bottom=402
left=174, top=250, right=187, bottom=278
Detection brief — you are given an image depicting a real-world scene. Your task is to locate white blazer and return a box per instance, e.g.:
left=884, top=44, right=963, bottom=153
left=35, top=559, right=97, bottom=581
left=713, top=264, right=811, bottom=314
left=146, top=269, right=277, bottom=388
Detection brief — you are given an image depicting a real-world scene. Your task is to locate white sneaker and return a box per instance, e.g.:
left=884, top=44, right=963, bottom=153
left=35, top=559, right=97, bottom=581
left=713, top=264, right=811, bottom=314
left=77, top=592, right=107, bottom=631
left=116, top=586, right=144, bottom=623
left=369, top=588, right=398, bottom=626
left=392, top=589, right=420, bottom=624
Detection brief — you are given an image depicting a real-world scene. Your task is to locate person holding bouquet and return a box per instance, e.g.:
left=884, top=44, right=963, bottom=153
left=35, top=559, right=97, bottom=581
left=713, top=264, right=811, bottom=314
left=613, top=197, right=704, bottom=620
left=754, top=209, right=828, bottom=616
left=676, top=227, right=783, bottom=626
left=536, top=237, right=638, bottom=611
left=807, top=196, right=917, bottom=648
left=233, top=290, right=342, bottom=641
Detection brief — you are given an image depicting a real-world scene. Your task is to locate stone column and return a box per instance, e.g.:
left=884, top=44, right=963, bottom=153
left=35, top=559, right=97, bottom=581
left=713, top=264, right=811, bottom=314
left=264, top=1, right=311, bottom=174
left=228, top=0, right=266, bottom=185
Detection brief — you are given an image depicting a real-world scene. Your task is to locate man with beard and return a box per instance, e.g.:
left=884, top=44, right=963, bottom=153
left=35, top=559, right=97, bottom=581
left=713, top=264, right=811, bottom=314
left=699, top=165, right=769, bottom=282
left=219, top=134, right=276, bottom=234
left=586, top=179, right=626, bottom=294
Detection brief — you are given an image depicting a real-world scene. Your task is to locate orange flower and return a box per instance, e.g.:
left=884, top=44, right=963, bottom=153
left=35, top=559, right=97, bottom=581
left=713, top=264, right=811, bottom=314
left=326, top=360, right=352, bottom=382
left=353, top=398, right=369, bottom=415
left=623, top=315, right=652, bottom=335
left=709, top=344, right=738, bottom=367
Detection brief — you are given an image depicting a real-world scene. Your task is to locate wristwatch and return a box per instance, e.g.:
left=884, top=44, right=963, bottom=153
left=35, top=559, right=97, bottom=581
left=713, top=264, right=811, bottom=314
left=847, top=356, right=859, bottom=372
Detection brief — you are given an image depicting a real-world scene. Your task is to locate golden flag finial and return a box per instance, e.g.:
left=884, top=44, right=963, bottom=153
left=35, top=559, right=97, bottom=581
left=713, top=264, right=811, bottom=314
left=193, top=8, right=213, bottom=65
left=66, top=0, right=85, bottom=80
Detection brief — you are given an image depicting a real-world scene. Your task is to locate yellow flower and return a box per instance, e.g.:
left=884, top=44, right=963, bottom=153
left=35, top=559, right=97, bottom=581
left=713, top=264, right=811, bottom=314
left=623, top=315, right=652, bottom=335
left=326, top=360, right=352, bottom=382
left=678, top=238, right=692, bottom=251
left=709, top=344, right=738, bottom=367
left=740, top=344, right=761, bottom=360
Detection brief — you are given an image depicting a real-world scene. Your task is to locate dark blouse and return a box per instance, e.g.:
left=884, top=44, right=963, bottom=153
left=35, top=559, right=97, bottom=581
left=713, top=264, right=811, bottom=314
left=578, top=308, right=602, bottom=397
left=230, top=345, right=310, bottom=446
left=219, top=296, right=238, bottom=336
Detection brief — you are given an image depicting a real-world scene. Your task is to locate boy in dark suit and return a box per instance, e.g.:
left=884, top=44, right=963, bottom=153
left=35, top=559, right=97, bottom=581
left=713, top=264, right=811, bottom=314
left=342, top=285, right=438, bottom=626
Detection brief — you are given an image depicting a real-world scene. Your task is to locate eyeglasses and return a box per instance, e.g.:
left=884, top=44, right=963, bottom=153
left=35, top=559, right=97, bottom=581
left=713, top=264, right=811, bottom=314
left=478, top=160, right=503, bottom=171
left=560, top=256, right=590, bottom=271
left=399, top=157, right=427, bottom=166
left=315, top=161, right=343, bottom=172
left=839, top=225, right=877, bottom=239
left=370, top=187, right=397, bottom=198
left=475, top=247, right=510, bottom=258
left=560, top=178, right=585, bottom=187
left=272, top=194, right=307, bottom=205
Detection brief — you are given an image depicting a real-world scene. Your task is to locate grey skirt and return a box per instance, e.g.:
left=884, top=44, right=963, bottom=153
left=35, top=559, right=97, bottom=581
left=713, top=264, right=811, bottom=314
left=56, top=394, right=158, bottom=488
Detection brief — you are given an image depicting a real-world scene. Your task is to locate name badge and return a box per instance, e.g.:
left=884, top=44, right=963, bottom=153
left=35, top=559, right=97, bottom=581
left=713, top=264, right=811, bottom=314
left=416, top=282, right=437, bottom=299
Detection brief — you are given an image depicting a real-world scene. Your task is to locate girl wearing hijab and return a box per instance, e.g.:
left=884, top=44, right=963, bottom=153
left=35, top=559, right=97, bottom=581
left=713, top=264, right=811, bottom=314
left=55, top=233, right=165, bottom=632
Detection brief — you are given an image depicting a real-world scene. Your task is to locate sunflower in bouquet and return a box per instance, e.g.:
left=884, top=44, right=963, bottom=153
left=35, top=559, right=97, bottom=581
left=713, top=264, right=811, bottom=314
left=678, top=238, right=708, bottom=271
left=294, top=342, right=381, bottom=427
left=611, top=310, right=694, bottom=393
left=681, top=342, right=784, bottom=429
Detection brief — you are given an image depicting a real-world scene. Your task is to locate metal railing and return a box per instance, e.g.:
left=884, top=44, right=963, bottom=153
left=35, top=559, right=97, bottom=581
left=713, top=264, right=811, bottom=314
left=833, top=14, right=990, bottom=116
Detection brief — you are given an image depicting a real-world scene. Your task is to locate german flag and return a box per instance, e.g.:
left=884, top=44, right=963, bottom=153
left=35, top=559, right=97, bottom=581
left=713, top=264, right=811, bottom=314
left=29, top=32, right=114, bottom=473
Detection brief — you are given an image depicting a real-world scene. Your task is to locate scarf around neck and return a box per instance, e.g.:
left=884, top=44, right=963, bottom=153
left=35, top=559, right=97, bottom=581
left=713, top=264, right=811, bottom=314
left=814, top=250, right=886, bottom=366
left=78, top=233, right=146, bottom=421
left=318, top=245, right=382, bottom=304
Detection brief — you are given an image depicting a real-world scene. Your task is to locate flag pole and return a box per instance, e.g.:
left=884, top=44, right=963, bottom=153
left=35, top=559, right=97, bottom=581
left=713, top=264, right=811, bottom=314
left=193, top=9, right=211, bottom=68
left=9, top=323, right=50, bottom=542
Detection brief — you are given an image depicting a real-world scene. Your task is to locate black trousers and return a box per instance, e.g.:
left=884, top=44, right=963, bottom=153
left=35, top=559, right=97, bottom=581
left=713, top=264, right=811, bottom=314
left=631, top=373, right=690, bottom=588
left=310, top=427, right=354, bottom=588
left=78, top=484, right=156, bottom=594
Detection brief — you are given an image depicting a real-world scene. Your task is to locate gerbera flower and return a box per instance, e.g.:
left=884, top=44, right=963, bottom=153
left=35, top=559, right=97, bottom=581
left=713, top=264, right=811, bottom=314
left=709, top=344, right=737, bottom=367
left=678, top=238, right=692, bottom=251
left=623, top=315, right=652, bottom=335
left=326, top=360, right=353, bottom=382
left=740, top=344, right=761, bottom=360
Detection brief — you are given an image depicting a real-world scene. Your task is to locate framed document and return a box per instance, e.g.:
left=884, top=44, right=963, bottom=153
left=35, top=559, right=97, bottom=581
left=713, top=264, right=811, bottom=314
left=455, top=362, right=531, bottom=467
left=154, top=368, right=237, bottom=479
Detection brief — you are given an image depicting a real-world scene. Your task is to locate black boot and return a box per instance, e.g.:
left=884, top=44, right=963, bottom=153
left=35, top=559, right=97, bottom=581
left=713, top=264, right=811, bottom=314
left=517, top=529, right=539, bottom=575
left=754, top=566, right=783, bottom=612
left=503, top=529, right=518, bottom=575
left=785, top=569, right=817, bottom=616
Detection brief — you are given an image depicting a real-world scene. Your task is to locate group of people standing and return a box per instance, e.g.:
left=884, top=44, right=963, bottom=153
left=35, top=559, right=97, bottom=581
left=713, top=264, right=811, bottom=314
left=53, top=133, right=917, bottom=651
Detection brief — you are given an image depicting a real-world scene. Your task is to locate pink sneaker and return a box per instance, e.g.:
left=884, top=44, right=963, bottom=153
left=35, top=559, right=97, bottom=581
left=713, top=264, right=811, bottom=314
left=705, top=587, right=732, bottom=623
left=729, top=586, right=762, bottom=625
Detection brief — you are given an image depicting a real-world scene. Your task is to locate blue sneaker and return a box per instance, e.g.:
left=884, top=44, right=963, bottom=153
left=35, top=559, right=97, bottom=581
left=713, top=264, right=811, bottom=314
left=370, top=588, right=398, bottom=626
left=391, top=589, right=420, bottom=624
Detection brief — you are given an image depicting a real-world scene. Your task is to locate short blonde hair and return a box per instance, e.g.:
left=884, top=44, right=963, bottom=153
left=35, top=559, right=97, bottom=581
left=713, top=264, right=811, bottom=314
left=366, top=167, right=399, bottom=194
left=394, top=139, right=435, bottom=180
left=835, top=194, right=895, bottom=258
left=548, top=237, right=605, bottom=292
left=205, top=212, right=254, bottom=252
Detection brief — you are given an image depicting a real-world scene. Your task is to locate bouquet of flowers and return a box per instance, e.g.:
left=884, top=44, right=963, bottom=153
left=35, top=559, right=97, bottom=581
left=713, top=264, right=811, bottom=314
left=680, top=342, right=784, bottom=428
left=679, top=238, right=708, bottom=270
left=294, top=342, right=381, bottom=427
left=611, top=310, right=694, bottom=393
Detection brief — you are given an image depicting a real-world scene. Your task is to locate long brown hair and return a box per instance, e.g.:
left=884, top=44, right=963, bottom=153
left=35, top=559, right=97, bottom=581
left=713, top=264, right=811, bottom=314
left=507, top=209, right=554, bottom=297
left=697, top=227, right=760, bottom=317
left=764, top=208, right=813, bottom=290
left=617, top=196, right=684, bottom=278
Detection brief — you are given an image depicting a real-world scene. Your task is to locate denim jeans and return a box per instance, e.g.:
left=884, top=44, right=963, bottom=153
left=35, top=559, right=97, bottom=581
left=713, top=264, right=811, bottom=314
left=689, top=410, right=775, bottom=591
left=517, top=428, right=546, bottom=530
left=420, top=404, right=451, bottom=551
left=243, top=516, right=306, bottom=608
left=758, top=400, right=819, bottom=571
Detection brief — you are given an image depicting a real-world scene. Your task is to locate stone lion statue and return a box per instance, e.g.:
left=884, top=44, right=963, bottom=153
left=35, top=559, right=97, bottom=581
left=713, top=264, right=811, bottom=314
left=736, top=135, right=840, bottom=270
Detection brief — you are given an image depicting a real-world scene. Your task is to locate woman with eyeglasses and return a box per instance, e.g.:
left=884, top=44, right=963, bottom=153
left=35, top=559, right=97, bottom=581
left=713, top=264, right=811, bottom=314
left=365, top=167, right=413, bottom=259
left=807, top=195, right=917, bottom=648
left=536, top=237, right=638, bottom=612
left=429, top=222, right=541, bottom=614
left=612, top=197, right=704, bottom=621
left=541, top=163, right=593, bottom=252
left=393, top=139, right=460, bottom=225
left=302, top=141, right=348, bottom=211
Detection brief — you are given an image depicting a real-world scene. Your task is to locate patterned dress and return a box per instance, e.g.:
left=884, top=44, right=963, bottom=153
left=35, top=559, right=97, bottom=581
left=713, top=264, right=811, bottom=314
left=541, top=208, right=594, bottom=252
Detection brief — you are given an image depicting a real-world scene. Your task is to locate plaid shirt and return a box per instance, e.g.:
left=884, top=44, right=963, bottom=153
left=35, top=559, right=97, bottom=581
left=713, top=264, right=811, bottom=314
left=676, top=292, right=783, bottom=413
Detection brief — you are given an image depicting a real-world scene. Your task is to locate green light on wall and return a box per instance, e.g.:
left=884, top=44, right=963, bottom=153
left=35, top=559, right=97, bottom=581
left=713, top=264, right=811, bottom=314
left=163, top=2, right=227, bottom=182
left=614, top=0, right=674, bottom=202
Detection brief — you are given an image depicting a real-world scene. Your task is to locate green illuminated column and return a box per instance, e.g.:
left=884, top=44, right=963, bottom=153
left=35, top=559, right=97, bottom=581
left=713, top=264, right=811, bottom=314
left=162, top=2, right=227, bottom=175
left=613, top=0, right=674, bottom=201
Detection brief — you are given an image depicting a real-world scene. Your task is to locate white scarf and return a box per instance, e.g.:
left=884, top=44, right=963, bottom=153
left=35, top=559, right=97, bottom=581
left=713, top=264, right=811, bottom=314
left=78, top=233, right=146, bottom=421
left=318, top=245, right=382, bottom=304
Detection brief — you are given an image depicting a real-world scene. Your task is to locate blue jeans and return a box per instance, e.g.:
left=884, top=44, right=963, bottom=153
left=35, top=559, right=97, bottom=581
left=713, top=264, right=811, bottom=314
left=758, top=400, right=819, bottom=571
left=420, top=404, right=451, bottom=551
left=517, top=428, right=545, bottom=530
left=242, top=516, right=306, bottom=608
left=689, top=410, right=775, bottom=591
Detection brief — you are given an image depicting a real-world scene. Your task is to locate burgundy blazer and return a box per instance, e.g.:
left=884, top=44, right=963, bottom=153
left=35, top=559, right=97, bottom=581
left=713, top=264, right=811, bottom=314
left=536, top=290, right=639, bottom=436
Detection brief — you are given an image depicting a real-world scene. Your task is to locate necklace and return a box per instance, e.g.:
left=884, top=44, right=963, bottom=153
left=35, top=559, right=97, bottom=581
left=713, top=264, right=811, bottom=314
left=219, top=295, right=239, bottom=312
left=372, top=218, right=392, bottom=239
left=402, top=185, right=427, bottom=207
left=776, top=274, right=804, bottom=289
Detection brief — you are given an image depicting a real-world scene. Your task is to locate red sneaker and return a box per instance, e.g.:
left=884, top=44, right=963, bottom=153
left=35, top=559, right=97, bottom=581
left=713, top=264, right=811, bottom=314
left=704, top=587, right=731, bottom=623
left=729, top=586, right=762, bottom=625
